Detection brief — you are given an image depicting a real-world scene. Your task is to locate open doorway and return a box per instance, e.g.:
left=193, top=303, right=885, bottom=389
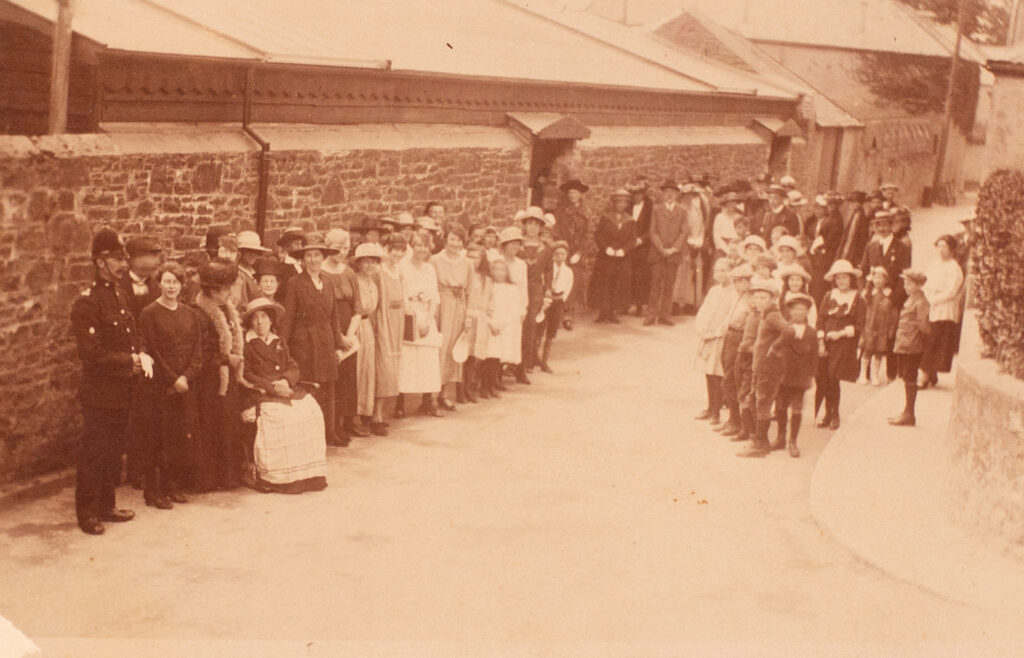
left=529, top=137, right=576, bottom=211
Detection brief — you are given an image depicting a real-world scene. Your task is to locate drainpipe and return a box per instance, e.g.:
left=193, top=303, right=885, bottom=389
left=243, top=65, right=270, bottom=240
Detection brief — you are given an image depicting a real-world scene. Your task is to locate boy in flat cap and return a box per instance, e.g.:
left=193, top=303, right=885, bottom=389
left=716, top=263, right=753, bottom=438
left=738, top=277, right=786, bottom=458
left=772, top=293, right=819, bottom=458
left=889, top=269, right=931, bottom=427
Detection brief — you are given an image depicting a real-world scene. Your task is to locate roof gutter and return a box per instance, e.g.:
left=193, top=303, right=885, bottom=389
left=242, top=66, right=270, bottom=240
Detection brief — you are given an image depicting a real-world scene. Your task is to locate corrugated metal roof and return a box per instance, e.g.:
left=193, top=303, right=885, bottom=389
left=586, top=0, right=954, bottom=57
left=580, top=125, right=764, bottom=147
left=3, top=0, right=730, bottom=93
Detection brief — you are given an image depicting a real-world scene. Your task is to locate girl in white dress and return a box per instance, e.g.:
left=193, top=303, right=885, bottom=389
left=398, top=233, right=444, bottom=417
left=482, top=257, right=522, bottom=395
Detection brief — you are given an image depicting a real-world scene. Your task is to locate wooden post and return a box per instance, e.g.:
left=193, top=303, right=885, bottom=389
left=48, top=0, right=74, bottom=134
left=930, top=0, right=966, bottom=204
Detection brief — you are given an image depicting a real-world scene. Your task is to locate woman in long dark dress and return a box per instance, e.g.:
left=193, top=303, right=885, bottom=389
left=591, top=189, right=637, bottom=323
left=814, top=260, right=866, bottom=430
left=278, top=233, right=345, bottom=446
left=321, top=229, right=362, bottom=444
left=191, top=260, right=245, bottom=492
left=138, top=262, right=203, bottom=508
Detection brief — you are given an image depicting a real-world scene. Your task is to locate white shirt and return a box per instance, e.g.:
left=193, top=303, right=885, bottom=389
left=551, top=261, right=575, bottom=299
left=793, top=324, right=807, bottom=339
left=631, top=201, right=644, bottom=221
left=505, top=256, right=529, bottom=315
left=712, top=210, right=738, bottom=253
left=128, top=270, right=149, bottom=296
left=878, top=234, right=894, bottom=254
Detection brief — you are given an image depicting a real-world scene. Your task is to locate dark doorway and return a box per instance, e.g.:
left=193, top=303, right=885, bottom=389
left=529, top=137, right=575, bottom=209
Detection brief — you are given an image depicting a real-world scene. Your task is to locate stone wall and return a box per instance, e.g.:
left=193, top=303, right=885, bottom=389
left=264, top=147, right=529, bottom=237
left=987, top=73, right=1024, bottom=172
left=0, top=135, right=259, bottom=483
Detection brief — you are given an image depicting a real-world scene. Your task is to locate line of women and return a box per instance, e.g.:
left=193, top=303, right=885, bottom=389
left=132, top=215, right=574, bottom=508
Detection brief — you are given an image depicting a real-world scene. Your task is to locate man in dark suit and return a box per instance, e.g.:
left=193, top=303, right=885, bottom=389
left=70, top=228, right=153, bottom=535
left=645, top=180, right=688, bottom=327
left=860, top=210, right=912, bottom=308
left=808, top=192, right=846, bottom=301
left=760, top=185, right=800, bottom=247
left=628, top=176, right=654, bottom=316
left=839, top=190, right=881, bottom=266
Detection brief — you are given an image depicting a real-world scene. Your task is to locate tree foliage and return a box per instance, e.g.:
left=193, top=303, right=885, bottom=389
left=898, top=0, right=1011, bottom=45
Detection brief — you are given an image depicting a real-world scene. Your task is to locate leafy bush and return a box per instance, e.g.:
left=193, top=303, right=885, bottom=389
left=973, top=169, right=1024, bottom=379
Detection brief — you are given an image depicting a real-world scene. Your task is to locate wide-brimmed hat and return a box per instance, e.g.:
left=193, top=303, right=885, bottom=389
left=560, top=179, right=589, bottom=193
left=124, top=235, right=162, bottom=258
left=611, top=188, right=631, bottom=199
left=241, top=297, right=285, bottom=324
left=866, top=190, right=884, bottom=202
left=290, top=232, right=340, bottom=257
left=754, top=254, right=778, bottom=271
left=749, top=276, right=781, bottom=296
left=880, top=182, right=899, bottom=191
left=395, top=212, right=417, bottom=227
left=237, top=230, right=271, bottom=253
left=773, top=235, right=803, bottom=254
left=722, top=191, right=741, bottom=203
left=660, top=179, right=679, bottom=191
left=351, top=216, right=381, bottom=234
left=776, top=263, right=811, bottom=282
left=91, top=227, right=126, bottom=259
left=198, top=260, right=238, bottom=288
left=779, top=175, right=797, bottom=188
left=901, top=268, right=927, bottom=285
left=499, top=226, right=524, bottom=245
left=824, top=259, right=862, bottom=282
left=870, top=210, right=894, bottom=223
left=253, top=256, right=281, bottom=278
left=679, top=183, right=700, bottom=195
left=353, top=242, right=386, bottom=261
left=784, top=292, right=815, bottom=308
left=416, top=216, right=441, bottom=233
left=767, top=184, right=787, bottom=195
left=847, top=190, right=867, bottom=204
left=521, top=206, right=546, bottom=225
left=787, top=190, right=807, bottom=206
left=378, top=216, right=400, bottom=228
left=729, top=263, right=754, bottom=279
left=276, top=226, right=305, bottom=247
left=741, top=235, right=767, bottom=252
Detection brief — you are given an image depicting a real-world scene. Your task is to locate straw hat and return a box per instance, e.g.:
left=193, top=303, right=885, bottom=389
left=237, top=230, right=270, bottom=253
left=773, top=235, right=803, bottom=254
left=499, top=226, right=524, bottom=245
left=787, top=190, right=807, bottom=206
left=416, top=216, right=441, bottom=233
left=241, top=297, right=284, bottom=324
left=749, top=276, right=781, bottom=296
left=776, top=263, right=811, bottom=282
left=521, top=206, right=546, bottom=225
left=824, top=259, right=862, bottom=282
left=741, top=235, right=767, bottom=252
left=784, top=292, right=815, bottom=308
left=353, top=242, right=386, bottom=261
left=728, top=263, right=754, bottom=279
left=290, top=232, right=340, bottom=257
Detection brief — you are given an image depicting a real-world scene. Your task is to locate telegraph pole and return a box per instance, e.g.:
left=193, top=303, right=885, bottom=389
left=930, top=0, right=966, bottom=205
left=48, top=0, right=74, bottom=134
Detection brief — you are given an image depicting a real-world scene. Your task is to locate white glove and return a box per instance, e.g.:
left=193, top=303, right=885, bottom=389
left=616, top=249, right=625, bottom=258
left=138, top=352, right=154, bottom=379
left=605, top=247, right=615, bottom=257
left=240, top=407, right=257, bottom=423
left=569, top=253, right=581, bottom=265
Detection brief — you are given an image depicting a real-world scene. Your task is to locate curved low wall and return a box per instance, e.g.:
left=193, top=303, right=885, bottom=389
left=948, top=310, right=1024, bottom=548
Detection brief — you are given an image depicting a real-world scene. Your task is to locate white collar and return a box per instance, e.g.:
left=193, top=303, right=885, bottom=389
left=245, top=329, right=279, bottom=345
left=129, top=271, right=147, bottom=284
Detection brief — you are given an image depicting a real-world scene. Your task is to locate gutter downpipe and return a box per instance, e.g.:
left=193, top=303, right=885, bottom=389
left=243, top=65, right=270, bottom=240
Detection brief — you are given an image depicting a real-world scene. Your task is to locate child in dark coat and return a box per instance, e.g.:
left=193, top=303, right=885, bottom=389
left=857, top=266, right=898, bottom=387
left=772, top=293, right=819, bottom=458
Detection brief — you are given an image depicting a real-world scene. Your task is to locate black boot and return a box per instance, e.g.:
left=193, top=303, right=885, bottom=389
left=394, top=394, right=406, bottom=419
left=737, top=419, right=771, bottom=457
left=420, top=395, right=443, bottom=417
left=733, top=408, right=753, bottom=442
left=888, top=383, right=917, bottom=426
left=771, top=411, right=788, bottom=451
left=463, top=359, right=479, bottom=403
left=539, top=339, right=553, bottom=374
left=788, top=414, right=802, bottom=458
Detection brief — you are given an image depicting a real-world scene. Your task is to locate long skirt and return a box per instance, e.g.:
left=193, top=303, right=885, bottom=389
left=920, top=319, right=958, bottom=374
left=192, top=369, right=243, bottom=492
left=437, top=289, right=467, bottom=385
left=466, top=310, right=490, bottom=358
left=253, top=394, right=327, bottom=491
left=400, top=317, right=442, bottom=394
left=489, top=322, right=523, bottom=364
left=336, top=356, right=357, bottom=419
left=590, top=255, right=632, bottom=313
left=356, top=317, right=377, bottom=416
left=376, top=295, right=403, bottom=399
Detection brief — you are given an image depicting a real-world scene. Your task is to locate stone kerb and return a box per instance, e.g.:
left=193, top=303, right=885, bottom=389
left=948, top=307, right=1024, bottom=551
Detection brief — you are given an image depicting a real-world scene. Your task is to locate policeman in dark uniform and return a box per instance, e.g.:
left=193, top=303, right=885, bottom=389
left=70, top=227, right=153, bottom=535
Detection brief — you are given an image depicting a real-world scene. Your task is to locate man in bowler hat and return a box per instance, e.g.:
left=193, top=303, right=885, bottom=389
left=70, top=227, right=154, bottom=535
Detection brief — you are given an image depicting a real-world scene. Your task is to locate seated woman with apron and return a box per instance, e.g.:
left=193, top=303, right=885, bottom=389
left=239, top=297, right=328, bottom=494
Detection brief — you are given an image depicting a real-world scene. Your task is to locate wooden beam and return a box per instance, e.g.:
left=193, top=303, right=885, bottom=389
left=47, top=0, right=74, bottom=134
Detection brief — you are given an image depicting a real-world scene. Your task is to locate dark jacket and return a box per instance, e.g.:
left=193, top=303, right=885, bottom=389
left=753, top=308, right=788, bottom=374
left=760, top=206, right=800, bottom=246
left=631, top=198, right=654, bottom=247
left=894, top=290, right=931, bottom=354
left=838, top=206, right=871, bottom=265
left=860, top=237, right=912, bottom=307
left=120, top=271, right=160, bottom=322
left=772, top=322, right=819, bottom=390
left=738, top=308, right=762, bottom=355
left=596, top=212, right=638, bottom=254
left=70, top=277, right=143, bottom=409
left=555, top=201, right=591, bottom=256
left=278, top=271, right=344, bottom=382
left=649, top=202, right=688, bottom=263
left=243, top=332, right=302, bottom=398
left=812, top=210, right=845, bottom=264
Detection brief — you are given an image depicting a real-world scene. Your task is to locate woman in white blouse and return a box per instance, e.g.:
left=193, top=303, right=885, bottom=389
left=919, top=235, right=964, bottom=388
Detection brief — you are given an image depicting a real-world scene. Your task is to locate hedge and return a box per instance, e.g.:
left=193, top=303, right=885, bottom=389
left=973, top=169, right=1024, bottom=380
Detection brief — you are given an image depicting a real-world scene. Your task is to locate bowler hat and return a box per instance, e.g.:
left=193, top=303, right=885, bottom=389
left=198, top=260, right=238, bottom=288
left=824, top=191, right=844, bottom=204
left=290, top=232, right=340, bottom=257
left=237, top=230, right=270, bottom=253
left=560, top=179, right=589, bottom=194
left=241, top=297, right=285, bottom=325
left=847, top=190, right=867, bottom=204
left=901, top=269, right=928, bottom=285
left=824, top=259, right=862, bottom=282
left=125, top=235, right=162, bottom=258
left=660, top=179, right=679, bottom=191
left=754, top=254, right=778, bottom=271
left=351, top=216, right=380, bottom=234
left=253, top=256, right=281, bottom=278
left=91, top=227, right=126, bottom=259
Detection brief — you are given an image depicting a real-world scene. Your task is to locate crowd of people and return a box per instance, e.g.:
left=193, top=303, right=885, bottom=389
left=69, top=173, right=968, bottom=535
left=688, top=177, right=967, bottom=458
